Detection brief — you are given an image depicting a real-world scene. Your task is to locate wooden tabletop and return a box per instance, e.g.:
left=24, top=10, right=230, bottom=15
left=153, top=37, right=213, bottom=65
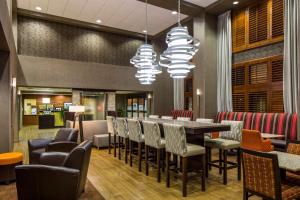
left=270, top=151, right=300, bottom=172
left=133, top=117, right=231, bottom=134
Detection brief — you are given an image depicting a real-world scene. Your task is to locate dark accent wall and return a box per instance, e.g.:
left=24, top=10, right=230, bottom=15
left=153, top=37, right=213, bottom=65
left=18, top=16, right=144, bottom=66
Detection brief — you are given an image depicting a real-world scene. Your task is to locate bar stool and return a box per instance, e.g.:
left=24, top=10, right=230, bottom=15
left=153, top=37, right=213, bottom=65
left=148, top=115, right=159, bottom=119
left=163, top=123, right=206, bottom=197
left=196, top=118, right=214, bottom=176
left=176, top=117, right=191, bottom=121
left=115, top=118, right=129, bottom=163
left=205, top=120, right=243, bottom=185
left=127, top=119, right=145, bottom=172
left=107, top=116, right=118, bottom=157
left=143, top=121, right=165, bottom=182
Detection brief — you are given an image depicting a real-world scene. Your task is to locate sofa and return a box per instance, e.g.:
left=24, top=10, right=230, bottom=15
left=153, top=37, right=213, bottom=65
left=216, top=112, right=298, bottom=149
left=66, top=120, right=111, bottom=148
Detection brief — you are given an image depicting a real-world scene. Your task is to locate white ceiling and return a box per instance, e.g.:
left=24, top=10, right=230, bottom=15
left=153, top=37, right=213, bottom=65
left=185, top=0, right=219, bottom=7
left=17, top=0, right=189, bottom=35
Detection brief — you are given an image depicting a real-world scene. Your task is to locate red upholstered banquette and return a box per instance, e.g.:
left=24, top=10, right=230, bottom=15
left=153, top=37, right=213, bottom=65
left=216, top=112, right=298, bottom=141
left=171, top=110, right=193, bottom=119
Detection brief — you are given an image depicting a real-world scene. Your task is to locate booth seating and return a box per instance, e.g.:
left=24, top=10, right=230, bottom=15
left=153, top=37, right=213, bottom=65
left=0, top=152, right=23, bottom=184
left=171, top=110, right=193, bottom=120
left=216, top=112, right=298, bottom=150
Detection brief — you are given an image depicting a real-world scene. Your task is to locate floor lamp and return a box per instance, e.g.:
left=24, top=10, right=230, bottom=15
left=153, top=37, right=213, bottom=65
left=69, top=105, right=85, bottom=142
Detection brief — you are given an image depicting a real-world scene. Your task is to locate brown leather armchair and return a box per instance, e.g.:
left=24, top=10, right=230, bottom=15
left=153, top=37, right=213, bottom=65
left=28, top=128, right=79, bottom=164
left=16, top=141, right=93, bottom=200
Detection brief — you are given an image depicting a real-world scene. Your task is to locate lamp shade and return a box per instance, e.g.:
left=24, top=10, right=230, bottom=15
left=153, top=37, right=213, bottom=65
left=69, top=105, right=85, bottom=113
left=42, top=98, right=50, bottom=104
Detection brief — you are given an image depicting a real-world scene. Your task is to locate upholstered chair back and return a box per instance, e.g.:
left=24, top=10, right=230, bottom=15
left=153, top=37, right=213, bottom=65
left=163, top=123, right=187, bottom=155
left=143, top=121, right=162, bottom=148
left=242, top=149, right=281, bottom=199
left=196, top=118, right=214, bottom=123
left=177, top=117, right=191, bottom=121
left=107, top=116, right=116, bottom=135
left=161, top=116, right=173, bottom=120
left=54, top=128, right=78, bottom=142
left=148, top=115, right=159, bottom=119
left=115, top=118, right=128, bottom=138
left=127, top=119, right=143, bottom=143
left=220, top=120, right=243, bottom=141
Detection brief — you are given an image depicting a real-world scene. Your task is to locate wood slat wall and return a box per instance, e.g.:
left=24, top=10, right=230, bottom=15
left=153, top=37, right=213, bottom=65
left=232, top=55, right=284, bottom=113
left=232, top=0, right=284, bottom=53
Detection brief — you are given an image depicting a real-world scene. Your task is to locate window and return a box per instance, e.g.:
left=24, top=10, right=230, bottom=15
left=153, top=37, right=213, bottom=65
left=232, top=56, right=283, bottom=113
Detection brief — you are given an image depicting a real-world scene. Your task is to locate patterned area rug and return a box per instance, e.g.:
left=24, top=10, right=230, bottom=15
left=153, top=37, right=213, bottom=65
left=0, top=179, right=105, bottom=200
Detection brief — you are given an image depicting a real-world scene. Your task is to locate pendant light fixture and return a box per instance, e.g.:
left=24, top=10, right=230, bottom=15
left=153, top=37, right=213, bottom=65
left=130, top=0, right=161, bottom=85
left=159, top=0, right=200, bottom=79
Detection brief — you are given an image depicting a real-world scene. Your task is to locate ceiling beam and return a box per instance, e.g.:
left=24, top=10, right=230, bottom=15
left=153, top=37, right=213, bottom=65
left=17, top=8, right=149, bottom=40
left=206, top=0, right=254, bottom=15
left=137, top=0, right=203, bottom=16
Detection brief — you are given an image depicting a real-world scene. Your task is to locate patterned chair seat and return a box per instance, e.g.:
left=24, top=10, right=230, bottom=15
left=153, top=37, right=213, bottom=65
left=183, top=144, right=206, bottom=157
left=205, top=138, right=240, bottom=150
left=282, top=184, right=300, bottom=200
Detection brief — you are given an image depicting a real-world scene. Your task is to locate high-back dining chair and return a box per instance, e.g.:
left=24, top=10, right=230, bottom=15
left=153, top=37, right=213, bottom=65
left=176, top=117, right=191, bottom=121
left=242, top=149, right=300, bottom=200
left=163, top=123, right=206, bottom=197
left=143, top=121, right=165, bottom=182
left=115, top=118, right=129, bottom=163
left=161, top=116, right=173, bottom=120
left=127, top=119, right=145, bottom=172
left=148, top=115, right=159, bottom=119
left=107, top=116, right=118, bottom=157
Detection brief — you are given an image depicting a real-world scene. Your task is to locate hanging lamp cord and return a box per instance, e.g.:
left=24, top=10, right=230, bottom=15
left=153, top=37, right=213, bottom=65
left=178, top=0, right=181, bottom=26
left=145, top=0, right=148, bottom=44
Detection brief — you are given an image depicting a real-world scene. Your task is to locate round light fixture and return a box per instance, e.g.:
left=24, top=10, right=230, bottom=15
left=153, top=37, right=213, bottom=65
left=96, top=19, right=102, bottom=24
left=143, top=30, right=147, bottom=33
left=35, top=6, right=42, bottom=11
left=172, top=11, right=177, bottom=15
left=233, top=1, right=239, bottom=5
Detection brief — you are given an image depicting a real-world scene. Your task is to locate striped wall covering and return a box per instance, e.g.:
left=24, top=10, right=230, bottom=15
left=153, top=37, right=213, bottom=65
left=171, top=110, right=193, bottom=119
left=216, top=112, right=298, bottom=141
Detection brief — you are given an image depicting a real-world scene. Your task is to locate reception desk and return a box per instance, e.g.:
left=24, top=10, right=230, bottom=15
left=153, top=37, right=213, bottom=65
left=38, top=115, right=55, bottom=129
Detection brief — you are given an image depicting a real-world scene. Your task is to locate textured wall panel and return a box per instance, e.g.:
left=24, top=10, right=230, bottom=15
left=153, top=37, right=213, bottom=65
left=233, top=42, right=283, bottom=64
left=17, top=16, right=144, bottom=66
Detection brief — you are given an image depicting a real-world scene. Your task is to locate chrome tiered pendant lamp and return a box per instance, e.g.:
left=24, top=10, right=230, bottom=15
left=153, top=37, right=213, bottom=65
left=130, top=0, right=161, bottom=85
left=159, top=0, right=200, bottom=79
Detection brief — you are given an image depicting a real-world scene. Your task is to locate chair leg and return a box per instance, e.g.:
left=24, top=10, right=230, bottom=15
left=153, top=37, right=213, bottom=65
left=108, top=133, right=111, bottom=154
left=201, top=154, right=206, bottom=191
left=118, top=136, right=121, bottom=160
left=237, top=148, right=241, bottom=181
left=219, top=149, right=222, bottom=175
left=138, top=142, right=142, bottom=172
left=157, top=148, right=161, bottom=182
left=145, top=145, right=149, bottom=176
left=166, top=152, right=170, bottom=188
left=208, top=147, right=212, bottom=170
left=243, top=189, right=248, bottom=200
left=223, top=149, right=228, bottom=185
left=161, top=149, right=165, bottom=172
left=205, top=147, right=209, bottom=178
left=130, top=140, right=133, bottom=167
left=113, top=134, right=117, bottom=157
left=182, top=156, right=188, bottom=197
left=125, top=138, right=128, bottom=164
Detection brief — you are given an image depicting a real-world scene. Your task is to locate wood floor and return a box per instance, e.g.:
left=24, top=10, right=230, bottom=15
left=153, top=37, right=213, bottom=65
left=14, top=126, right=259, bottom=200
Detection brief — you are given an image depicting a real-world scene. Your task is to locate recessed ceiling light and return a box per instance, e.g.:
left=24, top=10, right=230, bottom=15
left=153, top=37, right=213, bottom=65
left=233, top=1, right=239, bottom=5
left=96, top=19, right=102, bottom=24
left=172, top=11, right=177, bottom=15
left=143, top=30, right=147, bottom=33
left=35, top=6, right=42, bottom=11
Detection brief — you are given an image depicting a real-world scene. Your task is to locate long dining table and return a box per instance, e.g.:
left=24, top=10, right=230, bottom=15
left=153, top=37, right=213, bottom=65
left=135, top=118, right=231, bottom=146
